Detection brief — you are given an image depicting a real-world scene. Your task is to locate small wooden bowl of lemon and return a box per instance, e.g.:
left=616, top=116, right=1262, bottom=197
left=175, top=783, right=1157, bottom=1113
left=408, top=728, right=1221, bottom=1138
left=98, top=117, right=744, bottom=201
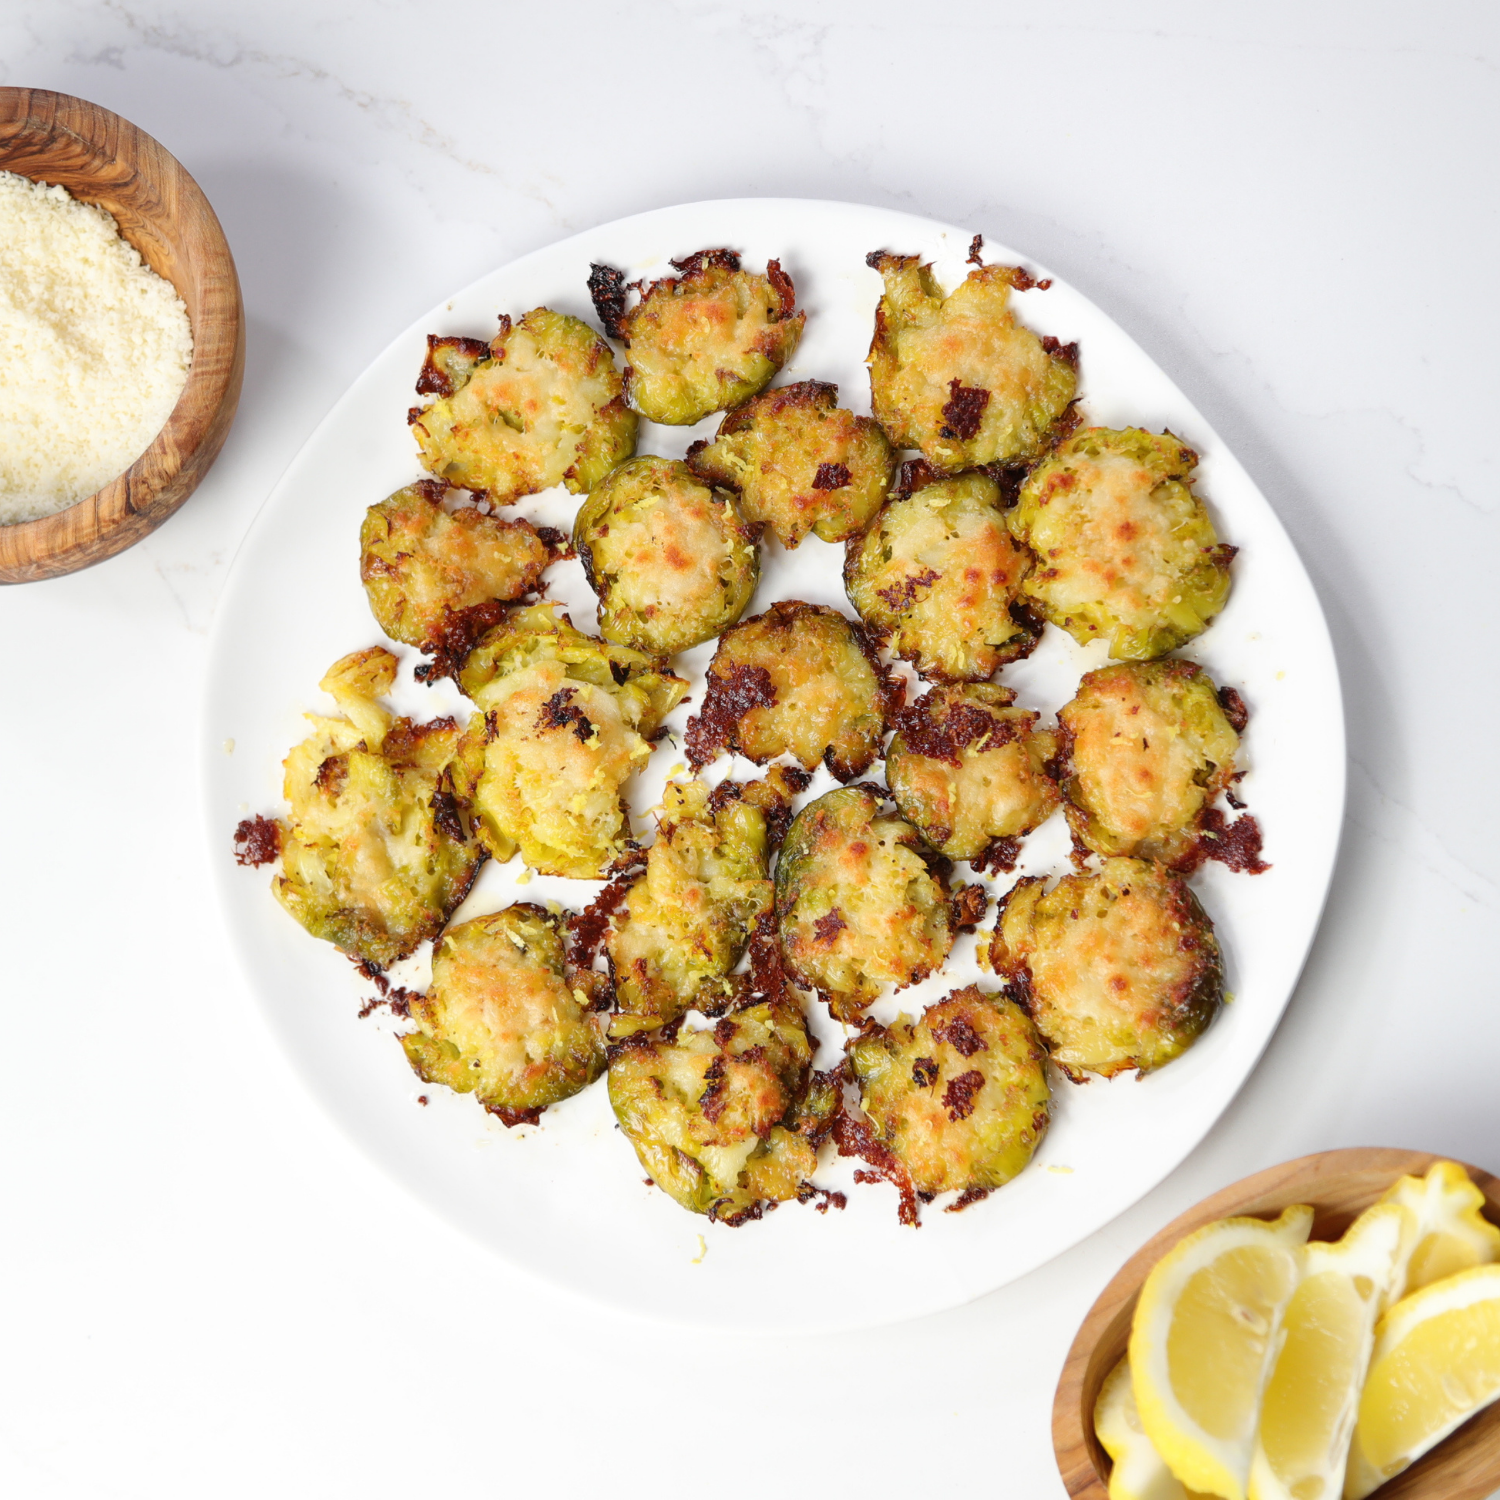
left=1053, top=1148, right=1500, bottom=1500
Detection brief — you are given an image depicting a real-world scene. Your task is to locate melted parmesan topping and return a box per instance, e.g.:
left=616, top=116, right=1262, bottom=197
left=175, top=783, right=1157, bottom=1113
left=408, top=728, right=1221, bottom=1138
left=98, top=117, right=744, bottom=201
left=721, top=608, right=883, bottom=772
left=869, top=260, right=1074, bottom=469
left=625, top=267, right=803, bottom=425
left=584, top=460, right=756, bottom=654
left=850, top=476, right=1034, bottom=679
left=997, top=859, right=1218, bottom=1078
left=429, top=917, right=581, bottom=1082
left=360, top=485, right=547, bottom=646
left=414, top=309, right=632, bottom=501
left=472, top=659, right=647, bottom=878
left=890, top=706, right=1058, bottom=858
left=1061, top=661, right=1238, bottom=860
left=852, top=989, right=1049, bottom=1194
left=689, top=382, right=892, bottom=546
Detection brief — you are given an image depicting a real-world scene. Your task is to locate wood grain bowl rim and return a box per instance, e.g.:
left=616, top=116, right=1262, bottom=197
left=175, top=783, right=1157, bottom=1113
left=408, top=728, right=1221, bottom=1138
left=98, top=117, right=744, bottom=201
left=1053, top=1146, right=1500, bottom=1500
left=0, top=87, right=245, bottom=583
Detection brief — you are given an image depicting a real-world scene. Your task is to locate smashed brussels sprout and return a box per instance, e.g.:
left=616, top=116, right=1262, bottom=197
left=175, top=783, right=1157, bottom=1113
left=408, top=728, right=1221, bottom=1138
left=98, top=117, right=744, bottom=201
left=410, top=307, right=636, bottom=503
left=986, top=857, right=1222, bottom=1080
left=684, top=600, right=900, bottom=781
left=885, top=684, right=1060, bottom=869
left=844, top=467, right=1041, bottom=681
left=359, top=479, right=549, bottom=651
left=589, top=249, right=805, bottom=426
left=848, top=986, right=1050, bottom=1198
left=450, top=604, right=686, bottom=878
left=1056, top=659, right=1243, bottom=865
left=685, top=379, right=894, bottom=547
left=608, top=996, right=826, bottom=1222
left=401, top=904, right=604, bottom=1125
left=866, top=252, right=1077, bottom=472
left=776, top=785, right=978, bottom=1022
left=603, top=774, right=804, bottom=1038
left=573, top=456, right=759, bottom=657
left=272, top=647, right=483, bottom=969
left=1009, top=427, right=1235, bottom=660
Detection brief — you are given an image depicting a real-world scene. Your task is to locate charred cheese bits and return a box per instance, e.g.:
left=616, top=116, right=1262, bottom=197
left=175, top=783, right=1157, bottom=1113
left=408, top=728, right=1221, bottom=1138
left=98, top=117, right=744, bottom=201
left=271, top=647, right=483, bottom=969
left=844, top=466, right=1041, bottom=681
left=401, top=905, right=605, bottom=1125
left=866, top=250, right=1077, bottom=472
left=885, top=684, right=1060, bottom=870
left=607, top=996, right=832, bottom=1222
left=685, top=599, right=900, bottom=781
left=686, top=379, right=894, bottom=547
left=603, top=774, right=801, bottom=1039
left=776, top=785, right=981, bottom=1022
left=1010, top=427, right=1235, bottom=661
left=1056, top=660, right=1244, bottom=866
left=589, top=248, right=805, bottom=426
left=987, top=857, right=1222, bottom=1080
left=847, top=986, right=1050, bottom=1199
left=410, top=307, right=636, bottom=503
left=359, top=479, right=550, bottom=651
left=451, top=603, right=686, bottom=879
left=573, top=456, right=759, bottom=657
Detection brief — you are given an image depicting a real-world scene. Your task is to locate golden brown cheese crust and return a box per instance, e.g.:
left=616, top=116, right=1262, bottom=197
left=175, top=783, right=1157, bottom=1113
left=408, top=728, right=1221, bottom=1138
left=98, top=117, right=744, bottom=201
left=844, top=469, right=1041, bottom=681
left=272, top=647, right=484, bottom=969
left=885, top=684, right=1060, bottom=866
left=410, top=308, right=636, bottom=503
left=573, top=456, right=759, bottom=657
left=987, top=857, right=1222, bottom=1079
left=604, top=778, right=775, bottom=1038
left=450, top=604, right=686, bottom=878
left=359, top=480, right=549, bottom=649
left=593, top=249, right=806, bottom=426
left=847, top=986, right=1050, bottom=1196
left=1009, top=427, right=1235, bottom=660
left=685, top=380, right=894, bottom=547
left=866, top=252, right=1077, bottom=471
left=401, top=905, right=604, bottom=1124
left=775, top=785, right=963, bottom=1021
left=1056, top=659, right=1241, bottom=865
left=607, top=996, right=822, bottom=1222
left=684, top=600, right=900, bottom=781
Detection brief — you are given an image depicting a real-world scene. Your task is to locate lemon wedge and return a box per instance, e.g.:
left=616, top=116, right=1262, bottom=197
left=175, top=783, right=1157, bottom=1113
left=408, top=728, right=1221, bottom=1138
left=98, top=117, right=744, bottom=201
left=1131, top=1205, right=1313, bottom=1500
left=1096, top=1355, right=1216, bottom=1500
left=1378, top=1159, right=1500, bottom=1299
left=1343, top=1261, right=1500, bottom=1499
left=1247, top=1202, right=1407, bottom=1500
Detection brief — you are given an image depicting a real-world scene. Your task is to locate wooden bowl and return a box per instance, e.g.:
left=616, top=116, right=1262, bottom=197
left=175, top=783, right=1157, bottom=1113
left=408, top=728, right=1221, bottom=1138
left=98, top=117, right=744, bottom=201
left=0, top=88, right=244, bottom=583
left=1054, top=1147, right=1500, bottom=1500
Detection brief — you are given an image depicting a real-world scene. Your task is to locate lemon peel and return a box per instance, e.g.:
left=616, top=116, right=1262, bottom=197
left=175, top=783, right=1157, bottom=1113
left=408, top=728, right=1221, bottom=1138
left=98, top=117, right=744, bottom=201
left=1378, top=1159, right=1500, bottom=1301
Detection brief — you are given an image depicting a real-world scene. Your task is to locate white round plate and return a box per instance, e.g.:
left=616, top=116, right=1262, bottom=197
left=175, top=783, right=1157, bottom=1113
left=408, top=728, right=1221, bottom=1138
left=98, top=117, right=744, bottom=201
left=203, top=199, right=1343, bottom=1332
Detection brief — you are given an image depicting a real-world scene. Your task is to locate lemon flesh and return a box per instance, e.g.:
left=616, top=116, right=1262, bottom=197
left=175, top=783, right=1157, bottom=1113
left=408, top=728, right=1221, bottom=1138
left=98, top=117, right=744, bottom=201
left=1345, top=1262, right=1500, bottom=1499
left=1248, top=1203, right=1406, bottom=1500
left=1378, top=1159, right=1500, bottom=1301
left=1095, top=1355, right=1215, bottom=1500
left=1131, top=1205, right=1313, bottom=1500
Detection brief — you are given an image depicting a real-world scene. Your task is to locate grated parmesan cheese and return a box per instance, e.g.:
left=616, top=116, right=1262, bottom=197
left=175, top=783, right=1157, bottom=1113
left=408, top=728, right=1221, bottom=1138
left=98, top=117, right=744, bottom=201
left=0, top=169, right=193, bottom=525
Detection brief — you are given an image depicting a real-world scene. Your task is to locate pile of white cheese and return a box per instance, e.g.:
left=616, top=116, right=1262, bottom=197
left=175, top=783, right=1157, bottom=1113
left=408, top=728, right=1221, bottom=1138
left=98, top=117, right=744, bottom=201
left=0, top=169, right=193, bottom=525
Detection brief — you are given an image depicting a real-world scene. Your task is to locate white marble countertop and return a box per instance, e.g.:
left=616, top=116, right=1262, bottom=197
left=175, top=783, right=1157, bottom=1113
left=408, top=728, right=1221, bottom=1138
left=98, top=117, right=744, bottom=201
left=3, top=4, right=1497, bottom=1496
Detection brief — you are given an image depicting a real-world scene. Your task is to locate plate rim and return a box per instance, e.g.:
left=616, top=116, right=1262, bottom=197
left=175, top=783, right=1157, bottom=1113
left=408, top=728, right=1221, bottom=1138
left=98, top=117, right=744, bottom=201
left=199, top=195, right=1347, bottom=1331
